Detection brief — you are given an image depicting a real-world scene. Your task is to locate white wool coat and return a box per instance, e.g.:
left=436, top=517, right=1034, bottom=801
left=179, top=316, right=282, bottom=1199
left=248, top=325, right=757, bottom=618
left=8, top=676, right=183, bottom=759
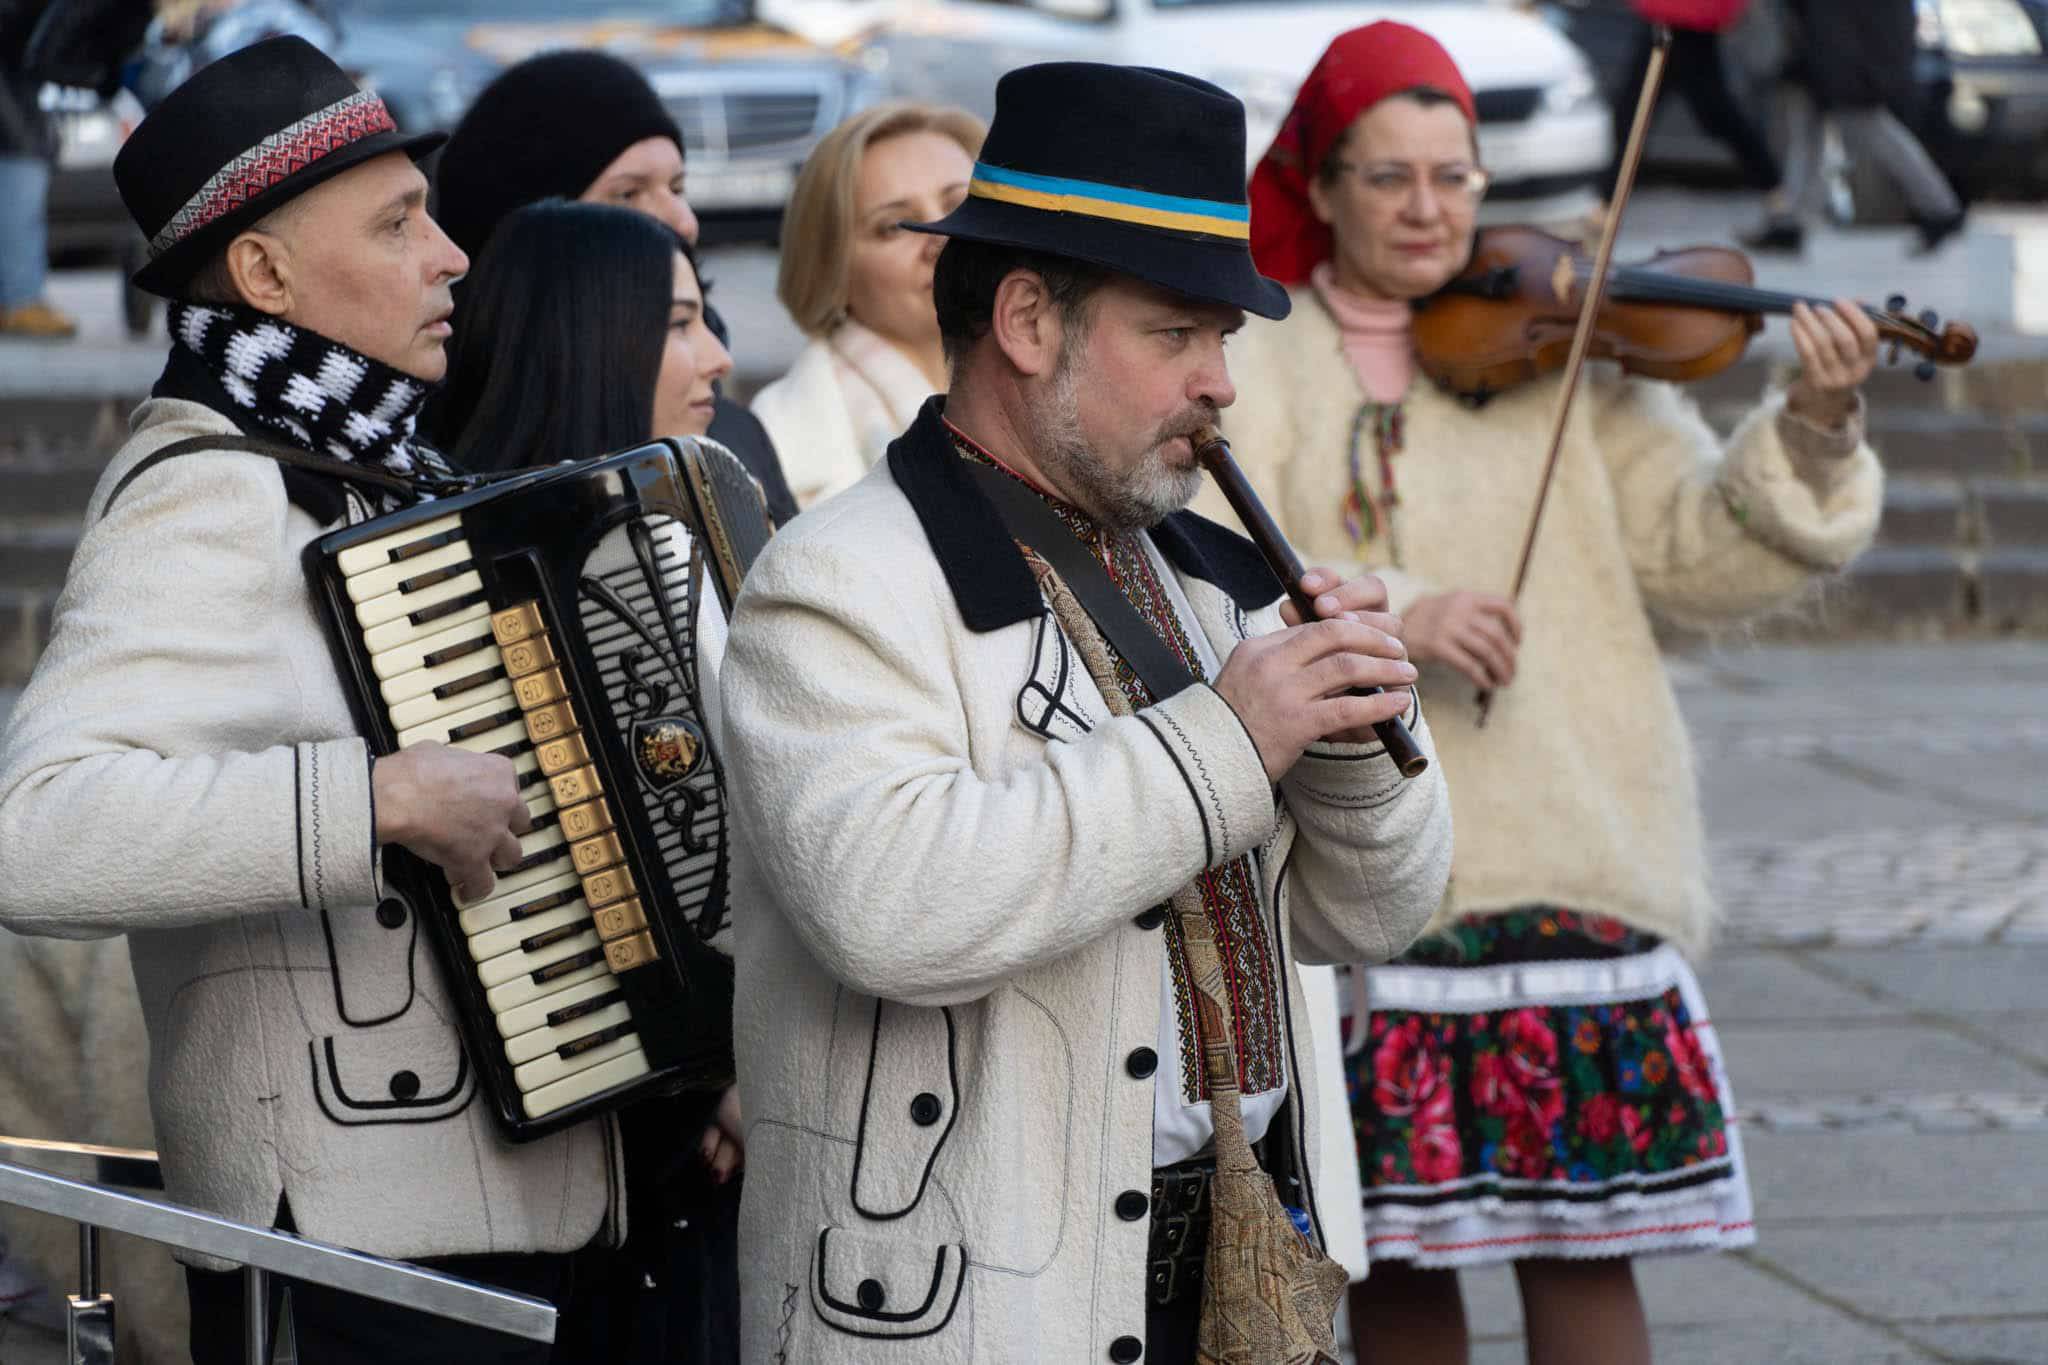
left=0, top=398, right=620, bottom=1267
left=1200, top=289, right=1883, bottom=955
left=718, top=411, right=1454, bottom=1362
left=750, top=321, right=937, bottom=510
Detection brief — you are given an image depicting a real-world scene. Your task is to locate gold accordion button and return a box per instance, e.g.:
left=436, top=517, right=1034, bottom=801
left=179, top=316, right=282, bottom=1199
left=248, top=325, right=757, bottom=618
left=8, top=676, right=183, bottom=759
left=502, top=634, right=558, bottom=679
left=559, top=798, right=614, bottom=842
left=534, top=734, right=590, bottom=777
left=604, top=929, right=660, bottom=973
left=571, top=831, right=625, bottom=877
left=524, top=700, right=578, bottom=743
left=490, top=601, right=545, bottom=646
left=548, top=764, right=604, bottom=807
left=582, top=864, right=637, bottom=909
left=592, top=897, right=648, bottom=942
left=513, top=667, right=568, bottom=709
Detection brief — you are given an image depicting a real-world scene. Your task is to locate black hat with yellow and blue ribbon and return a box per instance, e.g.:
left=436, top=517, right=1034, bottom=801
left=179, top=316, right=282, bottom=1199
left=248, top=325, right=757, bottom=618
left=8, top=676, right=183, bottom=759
left=905, top=62, right=1291, bottom=321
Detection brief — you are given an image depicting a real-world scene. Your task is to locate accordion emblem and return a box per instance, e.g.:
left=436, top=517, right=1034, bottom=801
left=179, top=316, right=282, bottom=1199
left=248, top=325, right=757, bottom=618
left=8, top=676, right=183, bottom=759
left=307, top=439, right=772, bottom=1140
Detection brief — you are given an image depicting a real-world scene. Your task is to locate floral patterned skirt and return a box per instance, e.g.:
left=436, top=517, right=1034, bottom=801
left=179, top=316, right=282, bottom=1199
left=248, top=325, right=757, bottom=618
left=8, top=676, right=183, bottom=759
left=1340, top=907, right=1755, bottom=1268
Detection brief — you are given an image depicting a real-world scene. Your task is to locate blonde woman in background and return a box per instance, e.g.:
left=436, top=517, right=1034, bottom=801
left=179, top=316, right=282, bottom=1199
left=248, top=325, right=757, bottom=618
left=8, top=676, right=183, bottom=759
left=752, top=101, right=984, bottom=509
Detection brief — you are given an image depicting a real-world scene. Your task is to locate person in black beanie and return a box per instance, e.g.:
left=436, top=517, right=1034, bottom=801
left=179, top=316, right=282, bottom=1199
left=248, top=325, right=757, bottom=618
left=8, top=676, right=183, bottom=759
left=430, top=48, right=800, bottom=525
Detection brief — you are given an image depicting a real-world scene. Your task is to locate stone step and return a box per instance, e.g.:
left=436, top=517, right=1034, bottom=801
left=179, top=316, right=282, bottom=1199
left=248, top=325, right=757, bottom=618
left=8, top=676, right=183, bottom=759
left=1977, top=549, right=2048, bottom=631
left=1865, top=409, right=2048, bottom=478
left=1879, top=478, right=1968, bottom=546
left=0, top=586, right=53, bottom=688
left=0, top=526, right=81, bottom=589
left=1976, top=480, right=2048, bottom=548
left=0, top=397, right=134, bottom=463
left=0, top=465, right=104, bottom=521
left=1826, top=547, right=1972, bottom=634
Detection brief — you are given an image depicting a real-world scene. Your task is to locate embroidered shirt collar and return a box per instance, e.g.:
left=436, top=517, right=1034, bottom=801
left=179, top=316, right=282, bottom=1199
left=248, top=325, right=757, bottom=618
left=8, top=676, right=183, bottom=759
left=886, top=395, right=1282, bottom=632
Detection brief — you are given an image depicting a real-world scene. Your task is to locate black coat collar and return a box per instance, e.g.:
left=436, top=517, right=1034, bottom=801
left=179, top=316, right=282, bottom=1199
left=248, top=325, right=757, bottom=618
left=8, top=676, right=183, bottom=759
left=885, top=395, right=1282, bottom=633
left=152, top=345, right=353, bottom=525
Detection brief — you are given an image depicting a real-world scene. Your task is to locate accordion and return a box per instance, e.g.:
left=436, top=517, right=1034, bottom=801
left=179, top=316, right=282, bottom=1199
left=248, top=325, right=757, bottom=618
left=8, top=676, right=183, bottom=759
left=306, top=439, right=772, bottom=1141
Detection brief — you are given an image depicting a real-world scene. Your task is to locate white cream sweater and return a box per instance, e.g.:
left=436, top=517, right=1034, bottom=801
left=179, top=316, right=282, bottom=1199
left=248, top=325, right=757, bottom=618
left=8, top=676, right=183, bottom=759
left=1200, top=289, right=1883, bottom=955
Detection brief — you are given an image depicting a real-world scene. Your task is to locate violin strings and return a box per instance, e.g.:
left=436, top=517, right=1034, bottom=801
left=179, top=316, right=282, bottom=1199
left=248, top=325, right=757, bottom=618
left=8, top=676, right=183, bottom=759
left=1591, top=266, right=1911, bottom=333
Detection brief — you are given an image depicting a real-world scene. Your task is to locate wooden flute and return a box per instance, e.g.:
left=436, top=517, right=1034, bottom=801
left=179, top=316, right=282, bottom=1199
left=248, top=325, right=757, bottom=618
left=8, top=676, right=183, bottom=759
left=1193, top=426, right=1428, bottom=779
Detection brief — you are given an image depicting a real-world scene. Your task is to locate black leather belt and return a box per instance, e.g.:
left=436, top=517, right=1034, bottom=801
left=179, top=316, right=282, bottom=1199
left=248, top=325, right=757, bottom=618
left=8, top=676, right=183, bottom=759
left=1146, top=1135, right=1284, bottom=1309
left=1147, top=1154, right=1216, bottom=1308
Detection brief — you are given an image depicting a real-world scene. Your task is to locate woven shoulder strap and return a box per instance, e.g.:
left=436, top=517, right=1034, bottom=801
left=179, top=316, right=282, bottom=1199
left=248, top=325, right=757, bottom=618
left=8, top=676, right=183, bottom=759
left=99, top=435, right=425, bottom=522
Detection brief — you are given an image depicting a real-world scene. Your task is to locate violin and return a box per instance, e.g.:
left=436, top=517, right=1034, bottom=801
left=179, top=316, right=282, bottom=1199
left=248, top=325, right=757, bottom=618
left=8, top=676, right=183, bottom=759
left=1411, top=225, right=1980, bottom=403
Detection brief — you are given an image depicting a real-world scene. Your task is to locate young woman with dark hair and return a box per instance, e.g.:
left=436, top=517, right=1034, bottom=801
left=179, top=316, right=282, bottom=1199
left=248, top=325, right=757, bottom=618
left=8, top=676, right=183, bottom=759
left=433, top=199, right=731, bottom=465
left=431, top=198, right=743, bottom=1364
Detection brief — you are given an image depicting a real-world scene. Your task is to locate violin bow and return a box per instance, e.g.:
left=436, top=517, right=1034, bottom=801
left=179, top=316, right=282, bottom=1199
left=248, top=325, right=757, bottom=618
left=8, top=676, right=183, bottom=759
left=1474, top=22, right=1675, bottom=727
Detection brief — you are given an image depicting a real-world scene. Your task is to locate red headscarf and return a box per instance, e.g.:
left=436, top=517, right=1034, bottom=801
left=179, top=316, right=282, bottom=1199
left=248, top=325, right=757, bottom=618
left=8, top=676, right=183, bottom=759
left=1248, top=21, right=1476, bottom=286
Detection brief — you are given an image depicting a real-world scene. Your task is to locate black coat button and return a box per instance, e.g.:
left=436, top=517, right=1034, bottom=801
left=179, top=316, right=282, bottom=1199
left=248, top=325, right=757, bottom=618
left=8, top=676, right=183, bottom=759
left=1133, top=906, right=1166, bottom=930
left=909, top=1092, right=943, bottom=1126
left=1109, top=1334, right=1144, bottom=1362
left=375, top=898, right=407, bottom=929
left=856, top=1278, right=885, bottom=1312
left=388, top=1070, right=421, bottom=1101
left=1115, top=1189, right=1149, bottom=1221
left=1125, top=1047, right=1157, bottom=1080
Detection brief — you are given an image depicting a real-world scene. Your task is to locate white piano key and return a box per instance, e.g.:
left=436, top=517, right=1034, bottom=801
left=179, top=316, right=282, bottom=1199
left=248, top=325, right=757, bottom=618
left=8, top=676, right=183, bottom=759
left=335, top=513, right=462, bottom=577
left=388, top=676, right=515, bottom=732
left=476, top=925, right=602, bottom=991
left=466, top=899, right=591, bottom=964
left=522, top=789, right=556, bottom=823
left=502, top=1000, right=636, bottom=1067
left=485, top=954, right=610, bottom=1015
left=395, top=691, right=522, bottom=750
left=377, top=648, right=506, bottom=709
left=494, top=974, right=623, bottom=1040
left=371, top=619, right=500, bottom=685
left=364, top=598, right=490, bottom=656
left=521, top=1046, right=652, bottom=1119
left=456, top=872, right=581, bottom=937
left=345, top=539, right=474, bottom=603
left=512, top=1030, right=642, bottom=1092
left=352, top=568, right=484, bottom=630
left=446, top=839, right=574, bottom=913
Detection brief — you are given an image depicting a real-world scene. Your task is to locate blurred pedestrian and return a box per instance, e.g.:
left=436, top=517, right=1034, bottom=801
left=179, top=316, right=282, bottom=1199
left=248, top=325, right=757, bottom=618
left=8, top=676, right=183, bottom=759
left=1228, top=21, right=1887, bottom=1363
left=430, top=49, right=799, bottom=522
left=0, top=0, right=76, bottom=337
left=1755, top=0, right=1965, bottom=254
left=750, top=101, right=983, bottom=509
left=1592, top=18, right=1792, bottom=241
left=434, top=198, right=747, bottom=1365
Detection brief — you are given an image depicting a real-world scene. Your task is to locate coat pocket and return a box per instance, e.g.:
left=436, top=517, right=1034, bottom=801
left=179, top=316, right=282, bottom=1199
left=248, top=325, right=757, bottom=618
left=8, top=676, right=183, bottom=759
left=811, top=1226, right=968, bottom=1343
left=850, top=1000, right=957, bottom=1220
left=307, top=1022, right=475, bottom=1126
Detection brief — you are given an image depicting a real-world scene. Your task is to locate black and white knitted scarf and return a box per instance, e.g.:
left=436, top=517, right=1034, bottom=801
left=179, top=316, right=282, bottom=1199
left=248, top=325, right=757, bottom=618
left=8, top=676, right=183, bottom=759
left=167, top=301, right=438, bottom=485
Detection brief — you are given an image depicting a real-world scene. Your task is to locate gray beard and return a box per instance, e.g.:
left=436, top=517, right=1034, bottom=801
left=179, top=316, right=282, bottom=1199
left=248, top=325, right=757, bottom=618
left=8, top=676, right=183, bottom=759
left=1029, top=335, right=1207, bottom=534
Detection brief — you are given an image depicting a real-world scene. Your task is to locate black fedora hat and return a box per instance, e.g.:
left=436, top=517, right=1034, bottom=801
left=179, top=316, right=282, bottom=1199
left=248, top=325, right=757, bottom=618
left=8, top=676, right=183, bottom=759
left=117, top=36, right=445, bottom=298
left=907, top=63, right=1289, bottom=321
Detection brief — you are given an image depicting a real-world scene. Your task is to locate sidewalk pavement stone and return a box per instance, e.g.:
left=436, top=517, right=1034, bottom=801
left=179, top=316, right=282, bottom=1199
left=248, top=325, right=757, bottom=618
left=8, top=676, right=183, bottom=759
left=1806, top=948, right=2048, bottom=1015
left=1693, top=951, right=1891, bottom=1021
left=1752, top=1217, right=2048, bottom=1323
left=1716, top=1023, right=2044, bottom=1097
left=1900, top=1320, right=2048, bottom=1361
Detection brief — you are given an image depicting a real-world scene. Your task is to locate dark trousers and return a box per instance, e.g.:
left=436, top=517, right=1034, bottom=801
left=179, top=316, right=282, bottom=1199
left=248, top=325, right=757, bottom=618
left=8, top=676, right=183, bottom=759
left=186, top=1248, right=578, bottom=1365
left=1602, top=26, right=1784, bottom=197
left=551, top=1093, right=742, bottom=1363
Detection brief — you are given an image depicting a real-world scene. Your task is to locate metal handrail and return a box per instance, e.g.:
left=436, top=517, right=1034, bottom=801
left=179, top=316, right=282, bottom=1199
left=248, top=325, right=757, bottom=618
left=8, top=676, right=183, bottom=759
left=0, top=1137, right=555, bottom=1363
left=0, top=1137, right=163, bottom=1190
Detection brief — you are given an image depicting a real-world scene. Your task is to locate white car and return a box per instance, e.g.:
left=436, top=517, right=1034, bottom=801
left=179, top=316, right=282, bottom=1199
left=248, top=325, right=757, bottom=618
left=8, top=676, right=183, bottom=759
left=843, top=0, right=1612, bottom=224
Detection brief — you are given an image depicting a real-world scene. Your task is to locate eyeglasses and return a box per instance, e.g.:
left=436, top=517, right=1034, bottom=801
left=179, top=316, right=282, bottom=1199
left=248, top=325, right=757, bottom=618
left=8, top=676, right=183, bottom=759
left=1328, top=162, right=1492, bottom=207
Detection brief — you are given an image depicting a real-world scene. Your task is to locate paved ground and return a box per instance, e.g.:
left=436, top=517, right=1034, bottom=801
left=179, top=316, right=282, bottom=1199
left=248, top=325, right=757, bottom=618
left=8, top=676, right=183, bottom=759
left=4, top=640, right=2047, bottom=1363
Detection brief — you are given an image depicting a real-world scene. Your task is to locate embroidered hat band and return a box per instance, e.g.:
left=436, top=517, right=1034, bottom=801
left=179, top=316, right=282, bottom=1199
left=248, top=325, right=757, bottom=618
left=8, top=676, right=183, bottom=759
left=149, top=90, right=398, bottom=258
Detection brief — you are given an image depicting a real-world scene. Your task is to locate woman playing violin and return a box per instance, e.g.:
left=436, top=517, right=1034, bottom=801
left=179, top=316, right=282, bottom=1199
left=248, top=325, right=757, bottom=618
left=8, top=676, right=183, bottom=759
left=1203, top=21, right=1886, bottom=1365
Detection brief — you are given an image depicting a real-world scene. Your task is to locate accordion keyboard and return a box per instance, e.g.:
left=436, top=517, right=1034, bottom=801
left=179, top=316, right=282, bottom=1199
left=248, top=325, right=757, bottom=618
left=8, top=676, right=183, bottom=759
left=338, top=514, right=657, bottom=1119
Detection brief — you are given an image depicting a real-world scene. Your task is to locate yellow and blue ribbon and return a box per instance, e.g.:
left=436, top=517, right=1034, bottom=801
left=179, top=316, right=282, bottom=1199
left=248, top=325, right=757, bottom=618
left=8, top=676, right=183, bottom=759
left=967, top=162, right=1250, bottom=241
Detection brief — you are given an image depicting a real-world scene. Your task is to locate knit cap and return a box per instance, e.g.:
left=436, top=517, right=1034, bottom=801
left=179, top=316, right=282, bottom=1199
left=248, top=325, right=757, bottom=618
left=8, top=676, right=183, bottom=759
left=433, top=49, right=684, bottom=260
